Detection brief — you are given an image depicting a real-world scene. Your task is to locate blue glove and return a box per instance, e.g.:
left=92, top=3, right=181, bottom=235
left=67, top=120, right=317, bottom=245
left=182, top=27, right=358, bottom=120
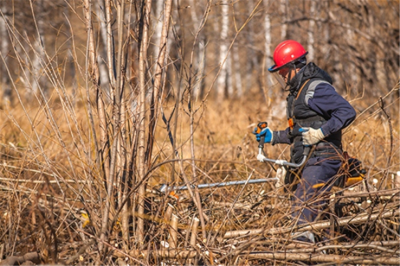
left=253, top=127, right=273, bottom=143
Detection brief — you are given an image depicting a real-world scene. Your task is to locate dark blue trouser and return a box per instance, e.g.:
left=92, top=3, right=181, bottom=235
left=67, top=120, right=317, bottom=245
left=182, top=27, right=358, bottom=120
left=292, top=157, right=342, bottom=225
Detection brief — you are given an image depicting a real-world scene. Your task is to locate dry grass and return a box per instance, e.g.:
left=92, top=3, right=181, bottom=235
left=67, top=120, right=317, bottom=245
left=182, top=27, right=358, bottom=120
left=0, top=88, right=399, bottom=265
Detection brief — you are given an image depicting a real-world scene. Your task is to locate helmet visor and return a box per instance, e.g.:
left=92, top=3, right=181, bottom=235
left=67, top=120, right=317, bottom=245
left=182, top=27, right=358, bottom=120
left=271, top=72, right=287, bottom=90
left=271, top=64, right=293, bottom=90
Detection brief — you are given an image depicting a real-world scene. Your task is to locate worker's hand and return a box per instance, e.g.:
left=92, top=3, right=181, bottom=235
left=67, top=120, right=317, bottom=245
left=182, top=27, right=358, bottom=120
left=253, top=126, right=273, bottom=143
left=300, top=127, right=325, bottom=145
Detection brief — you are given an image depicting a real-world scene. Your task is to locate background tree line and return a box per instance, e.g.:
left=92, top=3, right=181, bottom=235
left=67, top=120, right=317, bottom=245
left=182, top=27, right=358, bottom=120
left=1, top=0, right=398, bottom=105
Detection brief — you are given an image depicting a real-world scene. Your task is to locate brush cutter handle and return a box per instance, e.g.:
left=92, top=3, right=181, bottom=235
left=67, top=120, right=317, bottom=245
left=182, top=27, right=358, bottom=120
left=258, top=136, right=265, bottom=148
left=254, top=122, right=269, bottom=151
left=257, top=142, right=311, bottom=168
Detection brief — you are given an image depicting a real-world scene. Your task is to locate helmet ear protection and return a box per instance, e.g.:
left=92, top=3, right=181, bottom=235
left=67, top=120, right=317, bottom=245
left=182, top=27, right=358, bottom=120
left=268, top=40, right=308, bottom=73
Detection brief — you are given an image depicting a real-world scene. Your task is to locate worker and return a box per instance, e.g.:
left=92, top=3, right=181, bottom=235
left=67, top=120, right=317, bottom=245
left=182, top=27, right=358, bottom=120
left=254, top=40, right=356, bottom=242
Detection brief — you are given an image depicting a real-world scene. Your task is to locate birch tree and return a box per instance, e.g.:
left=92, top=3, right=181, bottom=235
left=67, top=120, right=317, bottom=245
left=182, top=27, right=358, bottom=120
left=307, top=0, right=316, bottom=61
left=189, top=0, right=206, bottom=101
left=0, top=6, right=11, bottom=103
left=153, top=0, right=163, bottom=68
left=232, top=43, right=242, bottom=97
left=95, top=0, right=111, bottom=99
left=263, top=0, right=272, bottom=94
left=146, top=0, right=173, bottom=167
left=31, top=0, right=46, bottom=96
left=137, top=0, right=152, bottom=246
left=245, top=0, right=257, bottom=93
left=216, top=0, right=229, bottom=101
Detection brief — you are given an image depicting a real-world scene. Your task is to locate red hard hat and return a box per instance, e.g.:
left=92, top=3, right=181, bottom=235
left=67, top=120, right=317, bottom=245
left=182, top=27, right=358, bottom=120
left=268, top=40, right=308, bottom=72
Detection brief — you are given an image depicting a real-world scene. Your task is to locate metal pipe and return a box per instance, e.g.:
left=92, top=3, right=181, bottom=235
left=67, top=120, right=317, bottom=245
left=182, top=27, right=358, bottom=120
left=160, top=178, right=278, bottom=193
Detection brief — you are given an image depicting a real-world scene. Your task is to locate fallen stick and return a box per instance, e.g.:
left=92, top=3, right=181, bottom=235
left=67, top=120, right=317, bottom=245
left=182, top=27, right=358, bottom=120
left=121, top=246, right=400, bottom=265
left=212, top=201, right=288, bottom=210
left=223, top=208, right=399, bottom=238
left=125, top=249, right=199, bottom=259
left=283, top=240, right=400, bottom=250
left=337, top=189, right=400, bottom=199
left=0, top=177, right=90, bottom=184
left=244, top=251, right=400, bottom=265
left=215, top=239, right=400, bottom=264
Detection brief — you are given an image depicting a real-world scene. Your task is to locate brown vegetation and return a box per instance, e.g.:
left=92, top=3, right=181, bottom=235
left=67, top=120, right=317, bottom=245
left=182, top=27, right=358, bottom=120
left=0, top=0, right=399, bottom=265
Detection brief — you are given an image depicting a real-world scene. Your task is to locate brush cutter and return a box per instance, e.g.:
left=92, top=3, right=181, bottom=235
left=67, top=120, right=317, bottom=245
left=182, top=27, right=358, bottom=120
left=159, top=122, right=308, bottom=195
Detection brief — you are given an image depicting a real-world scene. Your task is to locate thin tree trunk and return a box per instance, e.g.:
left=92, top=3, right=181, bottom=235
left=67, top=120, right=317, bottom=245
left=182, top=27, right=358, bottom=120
left=216, top=0, right=229, bottom=102
left=188, top=98, right=207, bottom=241
left=232, top=43, right=242, bottom=97
left=120, top=100, right=129, bottom=248
left=83, top=0, right=108, bottom=188
left=263, top=0, right=271, bottom=95
left=137, top=0, right=152, bottom=246
left=31, top=0, right=45, bottom=97
left=81, top=0, right=103, bottom=174
left=194, top=39, right=206, bottom=101
left=307, top=0, right=316, bottom=61
left=153, top=0, right=163, bottom=67
left=0, top=8, right=11, bottom=103
left=96, top=0, right=107, bottom=52
left=127, top=44, right=139, bottom=249
left=96, top=0, right=112, bottom=102
left=83, top=0, right=108, bottom=253
left=227, top=52, right=233, bottom=97
left=189, top=0, right=206, bottom=101
left=98, top=55, right=110, bottom=100
left=105, top=0, right=116, bottom=89
left=95, top=0, right=114, bottom=184
left=146, top=0, right=173, bottom=167
left=115, top=6, right=128, bottom=247
left=120, top=0, right=134, bottom=250
left=245, top=0, right=256, bottom=93
left=280, top=0, right=287, bottom=40
left=102, top=0, right=125, bottom=250
left=186, top=0, right=213, bottom=242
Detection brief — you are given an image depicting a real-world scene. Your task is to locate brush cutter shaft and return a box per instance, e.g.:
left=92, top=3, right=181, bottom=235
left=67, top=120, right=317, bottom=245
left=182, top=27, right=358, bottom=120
left=160, top=178, right=278, bottom=193
left=257, top=146, right=310, bottom=168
